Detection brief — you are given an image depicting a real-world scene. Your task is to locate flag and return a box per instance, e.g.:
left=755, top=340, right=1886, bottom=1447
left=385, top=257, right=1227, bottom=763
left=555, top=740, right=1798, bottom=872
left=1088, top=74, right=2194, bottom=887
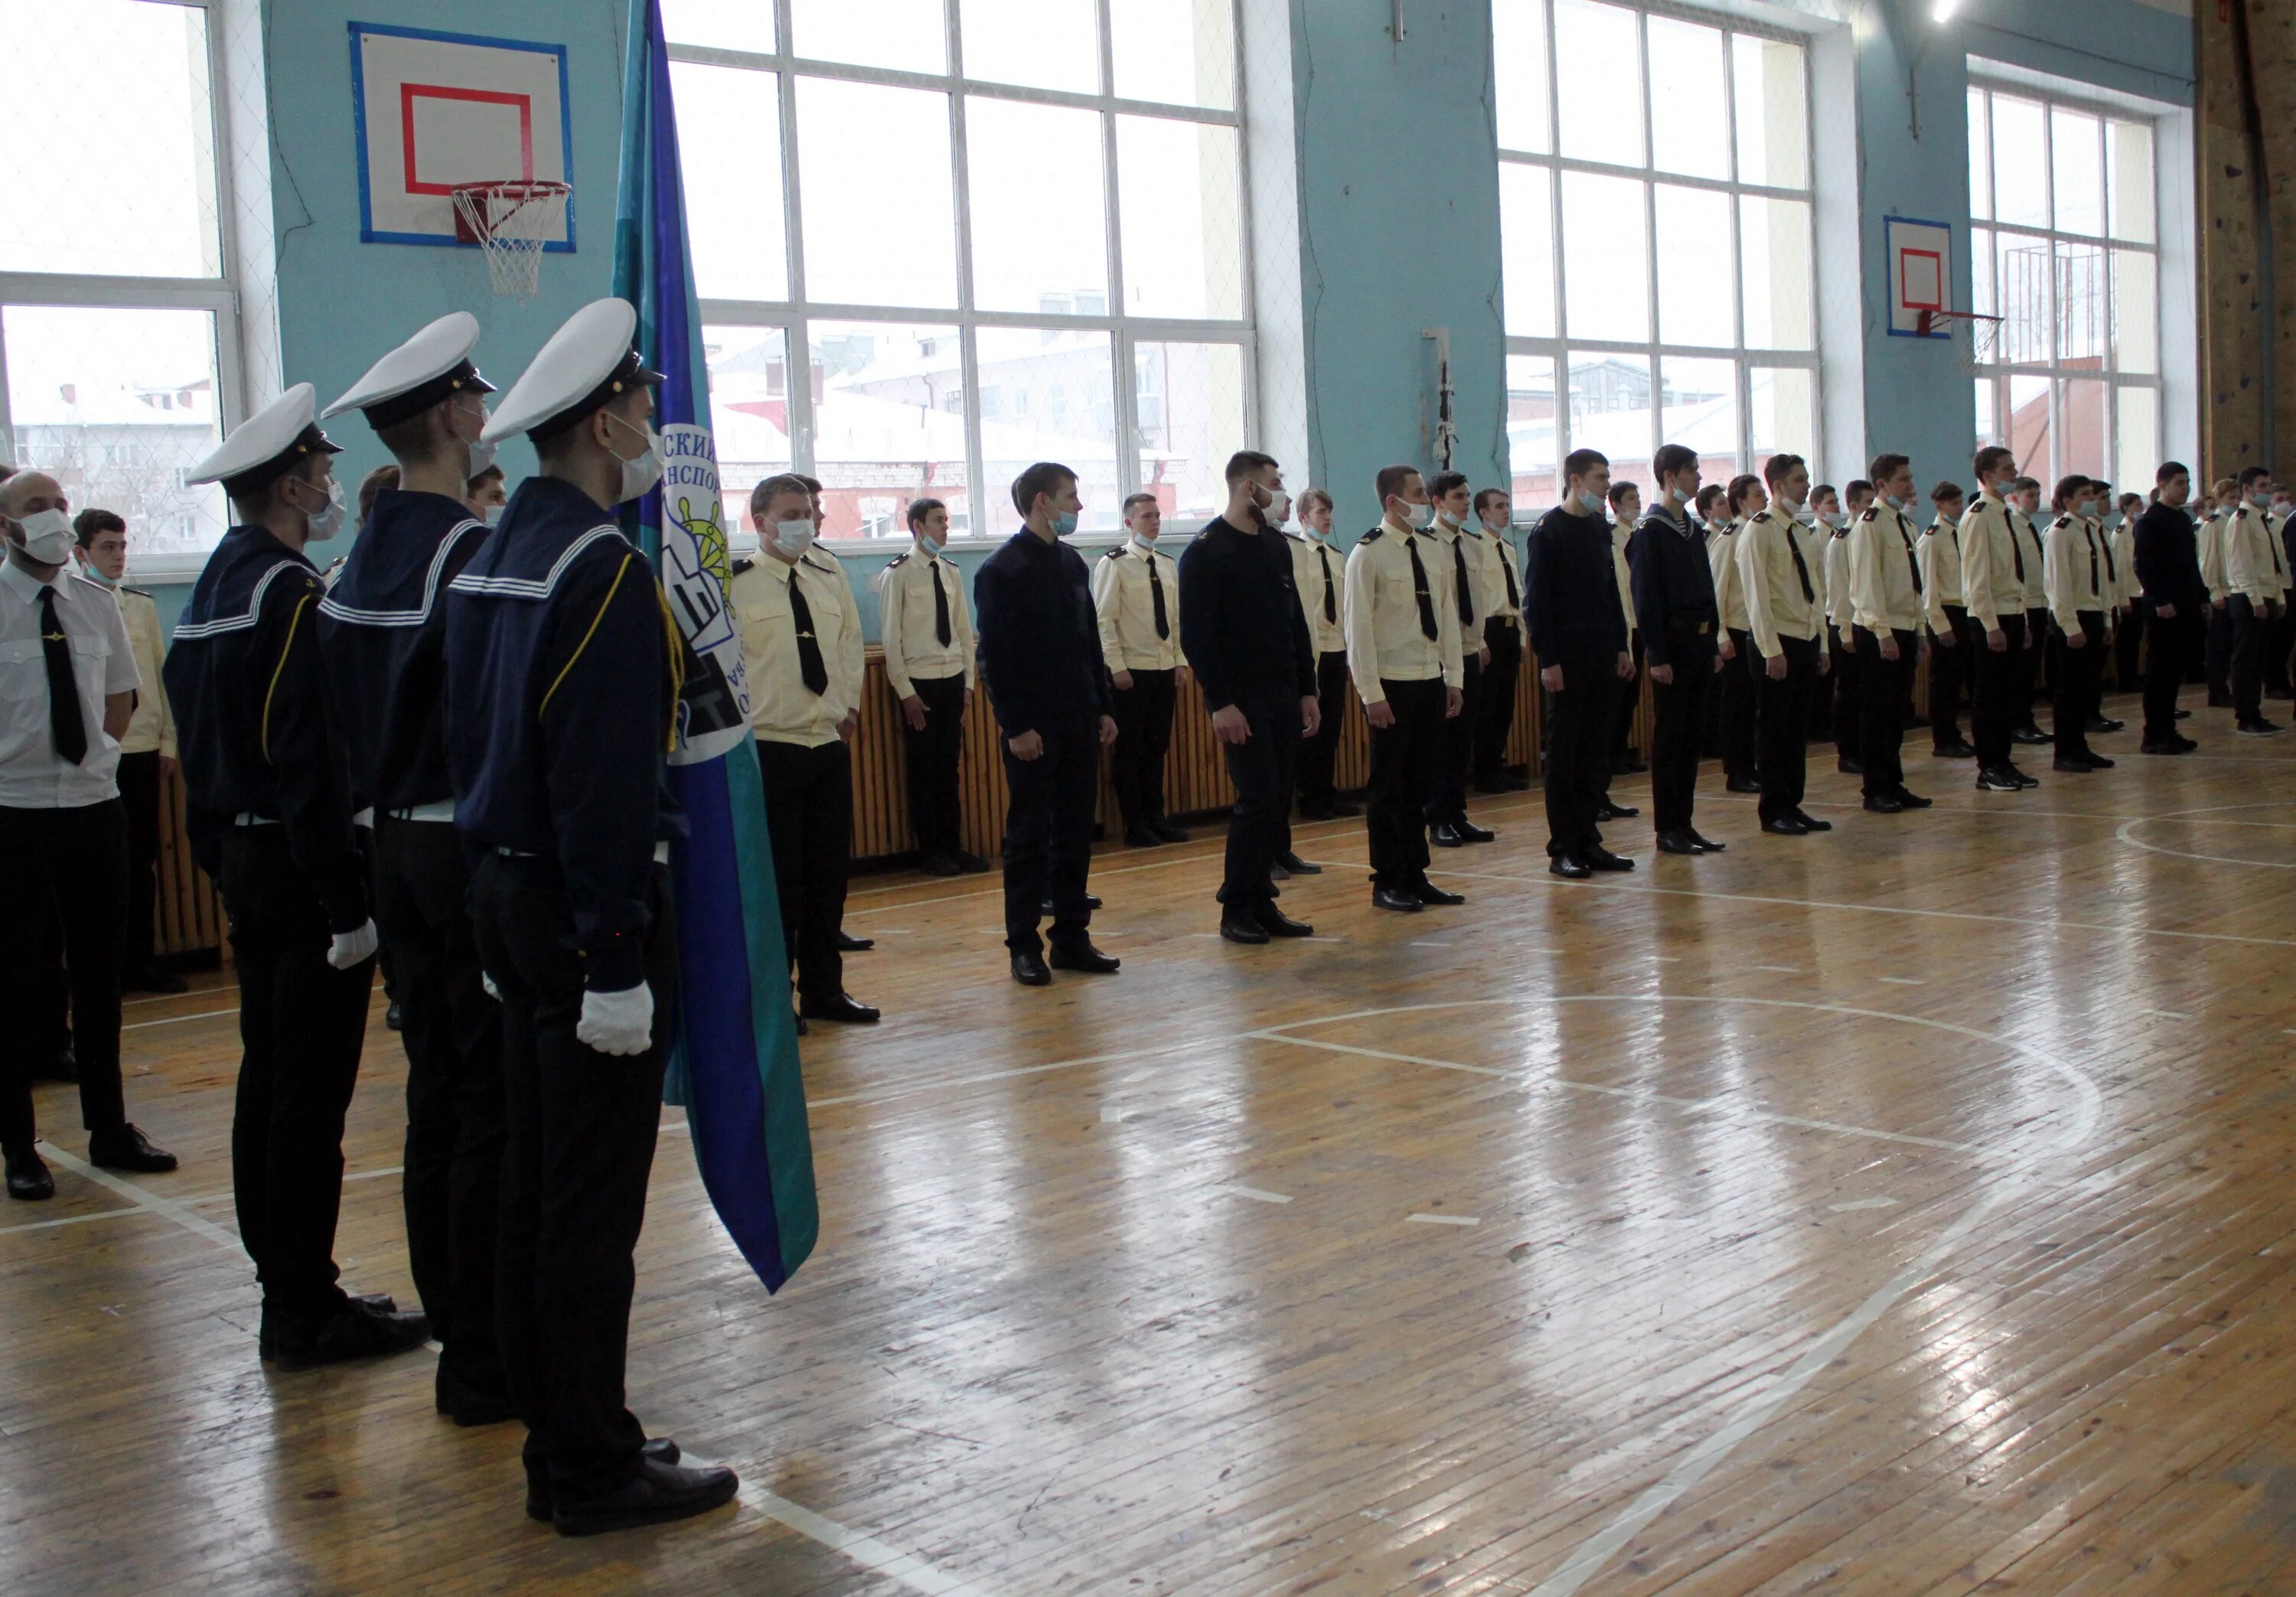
left=612, top=0, right=817, bottom=1291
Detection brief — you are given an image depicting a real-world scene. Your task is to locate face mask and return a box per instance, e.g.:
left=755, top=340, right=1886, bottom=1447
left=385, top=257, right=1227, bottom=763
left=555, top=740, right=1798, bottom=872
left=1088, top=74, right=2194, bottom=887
left=1821, top=511, right=1847, bottom=529
left=1437, top=507, right=1464, bottom=530
left=483, top=504, right=507, bottom=530
left=1404, top=503, right=1434, bottom=530
left=2252, top=492, right=2274, bottom=510
left=1049, top=510, right=1078, bottom=537
left=1885, top=494, right=1910, bottom=512
left=1261, top=487, right=1291, bottom=526
left=2075, top=498, right=2099, bottom=518
left=772, top=517, right=816, bottom=558
left=1481, top=514, right=1508, bottom=533
left=1577, top=490, right=1605, bottom=516
left=76, top=553, right=121, bottom=587
left=292, top=476, right=347, bottom=539
left=603, top=411, right=665, bottom=504
left=465, top=436, right=497, bottom=479
left=14, top=507, right=77, bottom=564
left=2102, top=510, right=2123, bottom=530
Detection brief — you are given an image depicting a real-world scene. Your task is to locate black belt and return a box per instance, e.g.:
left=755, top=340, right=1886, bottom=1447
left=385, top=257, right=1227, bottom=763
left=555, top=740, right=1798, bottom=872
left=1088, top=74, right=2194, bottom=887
left=1666, top=619, right=1716, bottom=637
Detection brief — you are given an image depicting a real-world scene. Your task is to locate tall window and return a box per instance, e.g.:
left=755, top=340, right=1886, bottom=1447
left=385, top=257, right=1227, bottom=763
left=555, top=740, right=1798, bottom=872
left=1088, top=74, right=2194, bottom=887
left=1492, top=0, right=1817, bottom=503
left=1968, top=80, right=2159, bottom=490
left=664, top=0, right=1251, bottom=541
left=0, top=0, right=240, bottom=565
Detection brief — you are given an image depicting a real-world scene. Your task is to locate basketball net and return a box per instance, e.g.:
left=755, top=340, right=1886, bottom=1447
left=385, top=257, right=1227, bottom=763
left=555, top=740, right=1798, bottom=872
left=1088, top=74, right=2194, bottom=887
left=1915, top=308, right=2004, bottom=376
left=450, top=180, right=571, bottom=300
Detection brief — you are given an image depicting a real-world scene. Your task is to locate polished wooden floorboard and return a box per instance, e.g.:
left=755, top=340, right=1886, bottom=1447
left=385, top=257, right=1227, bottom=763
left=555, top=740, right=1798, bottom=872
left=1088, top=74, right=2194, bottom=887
left=7, top=689, right=2296, bottom=1595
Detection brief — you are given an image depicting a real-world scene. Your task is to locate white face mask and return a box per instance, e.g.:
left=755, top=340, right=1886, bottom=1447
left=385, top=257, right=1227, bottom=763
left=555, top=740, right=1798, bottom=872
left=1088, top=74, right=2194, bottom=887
left=2075, top=498, right=2099, bottom=518
left=13, top=507, right=77, bottom=564
left=602, top=410, right=664, bottom=504
left=1823, top=510, right=1848, bottom=529
left=1261, top=487, right=1291, bottom=527
left=1404, top=503, right=1434, bottom=530
left=291, top=475, right=347, bottom=539
left=482, top=503, right=507, bottom=530
left=1481, top=513, right=1508, bottom=533
left=1437, top=507, right=1464, bottom=530
left=771, top=517, right=816, bottom=559
left=1887, top=494, right=1912, bottom=512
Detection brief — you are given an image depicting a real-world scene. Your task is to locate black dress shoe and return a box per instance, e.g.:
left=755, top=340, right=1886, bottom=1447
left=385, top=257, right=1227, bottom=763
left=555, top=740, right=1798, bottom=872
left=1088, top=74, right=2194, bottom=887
left=1761, top=816, right=1812, bottom=836
left=2052, top=756, right=2095, bottom=774
left=916, top=852, right=964, bottom=877
left=1412, top=882, right=1466, bottom=906
left=1453, top=818, right=1496, bottom=842
left=954, top=850, right=993, bottom=872
left=87, top=1123, right=178, bottom=1173
left=1596, top=801, right=1638, bottom=822
left=1275, top=852, right=1321, bottom=875
left=1583, top=847, right=1636, bottom=872
left=1655, top=830, right=1701, bottom=855
left=122, top=966, right=188, bottom=995
left=798, top=992, right=880, bottom=1025
left=2083, top=753, right=2115, bottom=768
left=1150, top=820, right=1189, bottom=843
left=1428, top=821, right=1465, bottom=848
left=1371, top=885, right=1424, bottom=911
left=1726, top=776, right=1763, bottom=794
left=2089, top=716, right=2125, bottom=733
left=1837, top=756, right=1865, bottom=775
left=1975, top=768, right=2024, bottom=791
left=833, top=930, right=874, bottom=952
left=1124, top=829, right=1163, bottom=848
left=1011, top=953, right=1052, bottom=986
left=1329, top=797, right=1364, bottom=816
left=265, top=1299, right=433, bottom=1370
left=1892, top=789, right=1933, bottom=808
left=1863, top=794, right=1905, bottom=813
left=1932, top=740, right=1978, bottom=759
left=552, top=1455, right=740, bottom=1537
left=1218, top=914, right=1270, bottom=945
left=1685, top=829, right=1727, bottom=852
left=1047, top=942, right=1120, bottom=973
left=386, top=1003, right=403, bottom=1032
left=1789, top=809, right=1833, bottom=832
left=2238, top=718, right=2285, bottom=736
left=1254, top=905, right=1315, bottom=937
left=528, top=1439, right=684, bottom=1521
left=2174, top=708, right=2192, bottom=720
left=5, top=1147, right=54, bottom=1201
left=1548, top=854, right=1592, bottom=879
left=2012, top=726, right=2054, bottom=745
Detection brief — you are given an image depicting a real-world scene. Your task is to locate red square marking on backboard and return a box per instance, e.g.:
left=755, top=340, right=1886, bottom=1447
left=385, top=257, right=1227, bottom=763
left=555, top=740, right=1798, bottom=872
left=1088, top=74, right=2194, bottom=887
left=1898, top=248, right=1944, bottom=313
left=400, top=83, right=534, bottom=195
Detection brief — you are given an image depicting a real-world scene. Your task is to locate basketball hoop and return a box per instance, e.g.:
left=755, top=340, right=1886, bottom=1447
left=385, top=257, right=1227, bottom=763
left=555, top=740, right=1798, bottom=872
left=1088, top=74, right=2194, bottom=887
left=450, top=179, right=571, bottom=300
left=1916, top=307, right=2005, bottom=373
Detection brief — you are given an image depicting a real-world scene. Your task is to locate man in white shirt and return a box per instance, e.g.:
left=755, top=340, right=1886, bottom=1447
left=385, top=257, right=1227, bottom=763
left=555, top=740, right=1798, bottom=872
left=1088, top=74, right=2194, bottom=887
left=2201, top=476, right=2238, bottom=709
left=1092, top=494, right=1186, bottom=848
left=1469, top=487, right=1528, bottom=793
left=0, top=471, right=178, bottom=1200
left=2221, top=466, right=2287, bottom=735
left=1287, top=487, right=1356, bottom=820
left=876, top=497, right=986, bottom=876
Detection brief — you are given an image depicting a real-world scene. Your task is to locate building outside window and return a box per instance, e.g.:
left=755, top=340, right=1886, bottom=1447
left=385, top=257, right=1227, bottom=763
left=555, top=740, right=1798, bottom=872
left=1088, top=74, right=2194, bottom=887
left=0, top=0, right=242, bottom=565
left=1491, top=0, right=1818, bottom=504
left=664, top=0, right=1254, bottom=541
left=1967, top=78, right=2161, bottom=491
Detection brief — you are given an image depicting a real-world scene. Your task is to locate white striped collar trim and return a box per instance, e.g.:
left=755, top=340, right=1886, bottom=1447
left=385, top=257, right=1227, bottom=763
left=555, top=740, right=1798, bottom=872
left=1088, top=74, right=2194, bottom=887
left=446, top=524, right=628, bottom=600
left=317, top=519, right=484, bottom=627
left=170, top=560, right=304, bottom=640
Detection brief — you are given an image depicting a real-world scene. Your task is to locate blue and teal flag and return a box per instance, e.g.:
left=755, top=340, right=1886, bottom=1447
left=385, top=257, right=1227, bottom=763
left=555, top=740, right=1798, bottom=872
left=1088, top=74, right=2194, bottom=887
left=612, top=0, right=817, bottom=1292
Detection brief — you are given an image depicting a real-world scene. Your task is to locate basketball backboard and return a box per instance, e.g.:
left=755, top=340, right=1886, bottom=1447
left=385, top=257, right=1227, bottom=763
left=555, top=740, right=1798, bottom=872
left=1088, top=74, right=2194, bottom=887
left=1883, top=215, right=1952, bottom=338
left=348, top=21, right=575, bottom=253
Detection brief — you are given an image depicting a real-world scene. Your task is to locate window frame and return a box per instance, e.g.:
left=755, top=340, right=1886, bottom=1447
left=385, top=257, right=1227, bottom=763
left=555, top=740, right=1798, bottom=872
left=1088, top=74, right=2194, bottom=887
left=1494, top=0, right=1822, bottom=494
left=670, top=0, right=1257, bottom=548
left=0, top=0, right=247, bottom=579
left=1965, top=71, right=2163, bottom=487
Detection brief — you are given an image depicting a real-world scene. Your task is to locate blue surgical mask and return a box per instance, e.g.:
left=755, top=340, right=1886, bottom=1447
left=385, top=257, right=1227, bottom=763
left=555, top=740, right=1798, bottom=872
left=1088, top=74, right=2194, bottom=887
left=2076, top=498, right=2099, bottom=518
left=1886, top=494, right=1911, bottom=512
left=77, top=556, right=120, bottom=588
left=773, top=517, right=816, bottom=558
left=1577, top=490, right=1604, bottom=515
left=1052, top=510, right=1078, bottom=536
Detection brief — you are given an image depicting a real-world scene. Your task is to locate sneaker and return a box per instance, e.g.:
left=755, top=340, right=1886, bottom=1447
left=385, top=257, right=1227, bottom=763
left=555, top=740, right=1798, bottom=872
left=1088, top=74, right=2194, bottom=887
left=1975, top=768, right=2024, bottom=792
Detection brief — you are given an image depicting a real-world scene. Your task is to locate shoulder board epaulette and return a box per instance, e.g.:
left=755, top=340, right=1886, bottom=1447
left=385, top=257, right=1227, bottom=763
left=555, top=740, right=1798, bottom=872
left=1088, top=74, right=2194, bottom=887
left=1102, top=545, right=1127, bottom=559
left=885, top=551, right=910, bottom=569
left=1750, top=510, right=1773, bottom=523
left=1361, top=526, right=1386, bottom=542
left=2053, top=515, right=2073, bottom=527
left=121, top=585, right=152, bottom=597
left=1859, top=507, right=1879, bottom=522
left=730, top=557, right=754, bottom=577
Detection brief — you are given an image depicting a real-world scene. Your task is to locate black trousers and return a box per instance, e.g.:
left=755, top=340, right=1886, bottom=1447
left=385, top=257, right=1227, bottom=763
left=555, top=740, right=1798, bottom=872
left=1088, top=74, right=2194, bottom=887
left=1608, top=631, right=1644, bottom=771
left=1475, top=620, right=1524, bottom=781
left=1720, top=628, right=1759, bottom=783
left=1002, top=721, right=1099, bottom=955
left=2015, top=607, right=2050, bottom=731
left=902, top=673, right=967, bottom=859
left=1929, top=605, right=1971, bottom=749
left=1754, top=637, right=1818, bottom=822
left=216, top=826, right=374, bottom=1320
left=2143, top=605, right=2196, bottom=742
left=473, top=852, right=673, bottom=1497
left=1854, top=627, right=1916, bottom=797
left=1109, top=667, right=1176, bottom=836
left=373, top=816, right=504, bottom=1401
left=2229, top=594, right=2272, bottom=722
left=2206, top=601, right=2233, bottom=701
left=2268, top=599, right=2296, bottom=694
left=1365, top=677, right=1446, bottom=891
left=2051, top=612, right=2105, bottom=760
left=758, top=737, right=853, bottom=1003
left=1218, top=689, right=1301, bottom=911
left=1830, top=627, right=1863, bottom=759
left=116, top=750, right=164, bottom=976
left=1296, top=650, right=1349, bottom=809
left=1429, top=652, right=1484, bottom=825
left=1971, top=611, right=2029, bottom=769
left=1648, top=631, right=1714, bottom=835
left=1544, top=650, right=1619, bottom=857
left=2114, top=602, right=2145, bottom=689
left=0, top=801, right=127, bottom=1153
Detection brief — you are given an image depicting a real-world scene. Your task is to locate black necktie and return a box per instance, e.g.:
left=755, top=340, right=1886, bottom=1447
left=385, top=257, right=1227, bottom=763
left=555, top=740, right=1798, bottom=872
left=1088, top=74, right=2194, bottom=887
left=1146, top=552, right=1169, bottom=640
left=1499, top=544, right=1519, bottom=610
left=2084, top=526, right=2099, bottom=595
left=1405, top=536, right=1439, bottom=640
left=1317, top=543, right=1336, bottom=623
left=1451, top=537, right=1474, bottom=625
left=1783, top=523, right=1815, bottom=604
left=930, top=559, right=951, bottom=647
left=2098, top=523, right=2117, bottom=583
left=39, top=588, right=86, bottom=765
left=2007, top=516, right=2025, bottom=582
left=1900, top=525, right=1922, bottom=595
left=788, top=572, right=828, bottom=694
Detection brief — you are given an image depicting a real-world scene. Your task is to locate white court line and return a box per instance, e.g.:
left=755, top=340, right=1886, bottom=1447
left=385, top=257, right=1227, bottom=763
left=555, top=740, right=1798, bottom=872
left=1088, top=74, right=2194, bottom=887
left=1223, top=1186, right=1293, bottom=1205
left=0, top=1205, right=152, bottom=1237
left=1753, top=964, right=1801, bottom=974
left=1828, top=1198, right=1899, bottom=1212
left=1252, top=997, right=2099, bottom=1597
left=2115, top=802, right=2296, bottom=869
left=34, top=1144, right=243, bottom=1250
left=2140, top=1009, right=2191, bottom=1021
left=122, top=1007, right=240, bottom=1031
left=1406, top=1213, right=1479, bottom=1227
left=1878, top=976, right=1925, bottom=986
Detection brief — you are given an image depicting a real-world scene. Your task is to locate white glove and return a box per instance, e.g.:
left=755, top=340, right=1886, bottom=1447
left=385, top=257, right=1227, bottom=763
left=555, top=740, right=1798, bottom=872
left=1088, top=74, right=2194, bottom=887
left=576, top=983, right=654, bottom=1056
left=327, top=919, right=379, bottom=970
left=481, top=972, right=501, bottom=1001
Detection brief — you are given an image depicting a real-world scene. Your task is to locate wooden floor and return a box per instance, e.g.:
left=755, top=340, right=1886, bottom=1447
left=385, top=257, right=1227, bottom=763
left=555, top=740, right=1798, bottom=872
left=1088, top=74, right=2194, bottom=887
left=8, top=686, right=2296, bottom=1596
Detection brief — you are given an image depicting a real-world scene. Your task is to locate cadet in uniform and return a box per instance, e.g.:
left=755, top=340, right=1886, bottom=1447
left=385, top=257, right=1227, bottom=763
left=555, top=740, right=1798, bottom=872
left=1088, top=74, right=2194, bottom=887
left=165, top=388, right=423, bottom=1363
left=2080, top=482, right=2128, bottom=736
left=1469, top=487, right=1528, bottom=792
left=1601, top=479, right=1644, bottom=814
left=876, top=496, right=985, bottom=876
left=1093, top=493, right=1186, bottom=848
left=316, top=313, right=509, bottom=1422
left=976, top=461, right=1121, bottom=986
left=1629, top=443, right=1724, bottom=855
left=1711, top=475, right=1761, bottom=793
left=729, top=473, right=879, bottom=1025
left=2042, top=474, right=2115, bottom=771
left=1424, top=471, right=1496, bottom=846
left=2221, top=467, right=2286, bottom=735
left=1848, top=454, right=1932, bottom=813
left=1287, top=487, right=1356, bottom=820
left=2201, top=479, right=2237, bottom=709
left=1531, top=449, right=1635, bottom=876
left=1805, top=483, right=1842, bottom=746
left=1821, top=481, right=1867, bottom=774
left=1918, top=481, right=1975, bottom=758
left=2110, top=491, right=2147, bottom=692
left=2133, top=462, right=2203, bottom=754
left=1737, top=454, right=1831, bottom=836
left=443, top=297, right=737, bottom=1534
left=1343, top=464, right=1466, bottom=911
left=1177, top=450, right=1322, bottom=944
left=2007, top=477, right=2054, bottom=749
left=1960, top=447, right=2040, bottom=791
